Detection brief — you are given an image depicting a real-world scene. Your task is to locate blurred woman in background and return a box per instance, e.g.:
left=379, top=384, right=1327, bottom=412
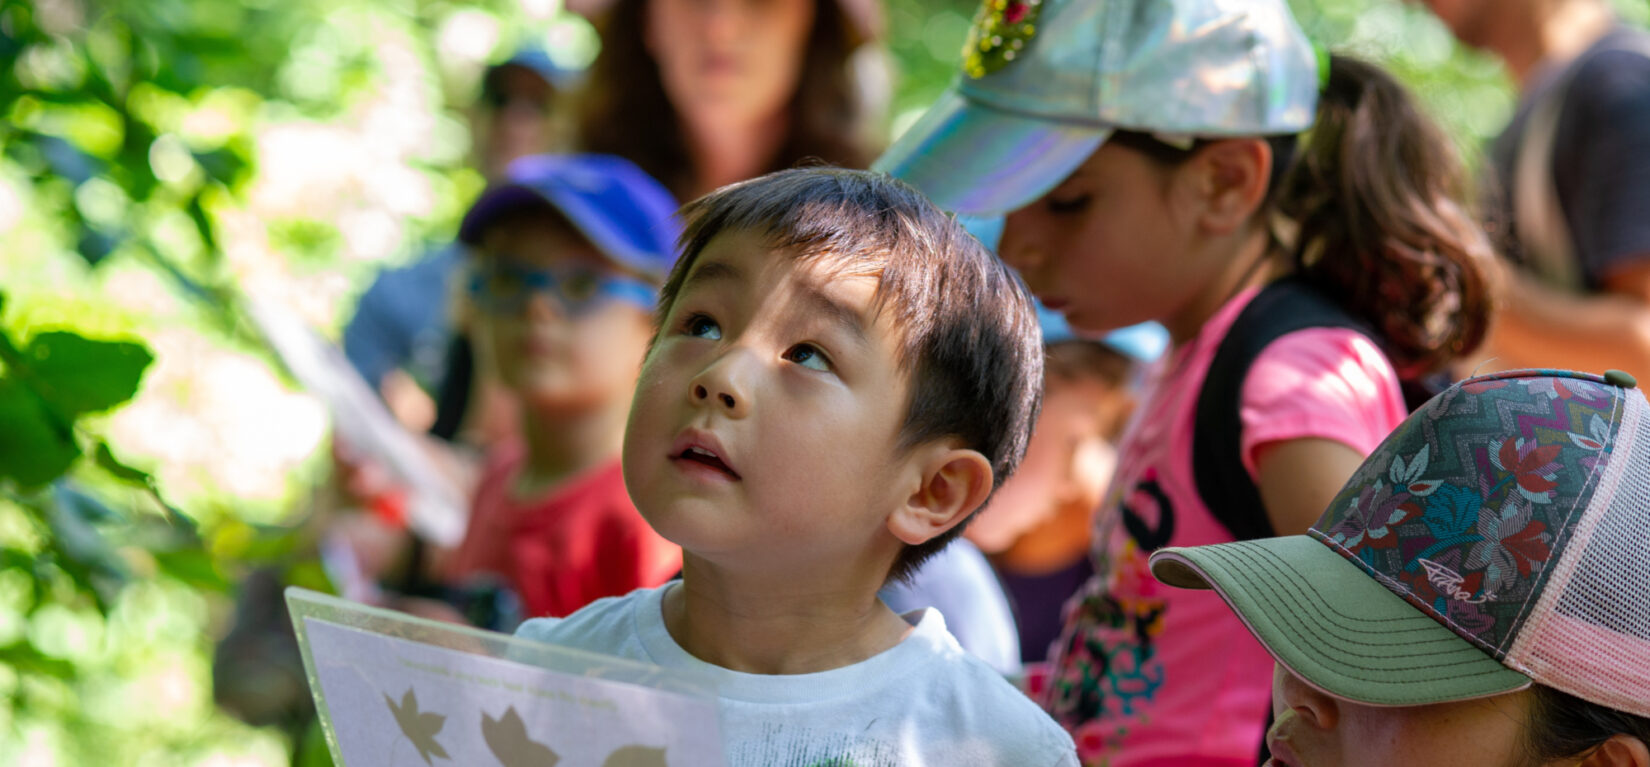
left=574, top=0, right=886, bottom=200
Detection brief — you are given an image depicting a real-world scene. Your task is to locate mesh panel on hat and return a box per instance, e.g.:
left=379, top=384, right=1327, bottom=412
left=1510, top=389, right=1650, bottom=718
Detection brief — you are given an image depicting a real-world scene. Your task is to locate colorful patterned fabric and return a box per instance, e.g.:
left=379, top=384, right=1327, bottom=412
left=1310, top=370, right=1626, bottom=657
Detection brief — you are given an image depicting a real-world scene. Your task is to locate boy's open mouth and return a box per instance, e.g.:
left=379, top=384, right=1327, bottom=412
left=674, top=446, right=741, bottom=479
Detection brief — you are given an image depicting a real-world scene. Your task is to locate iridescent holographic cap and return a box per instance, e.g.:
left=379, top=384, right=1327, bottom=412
left=1151, top=369, right=1650, bottom=716
left=875, top=0, right=1319, bottom=215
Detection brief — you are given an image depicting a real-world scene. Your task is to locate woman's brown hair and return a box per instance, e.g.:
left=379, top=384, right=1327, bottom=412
left=576, top=0, right=876, bottom=200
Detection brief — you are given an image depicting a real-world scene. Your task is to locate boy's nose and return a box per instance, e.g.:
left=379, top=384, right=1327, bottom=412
left=688, top=354, right=750, bottom=418
left=693, top=384, right=737, bottom=410
left=525, top=290, right=568, bottom=321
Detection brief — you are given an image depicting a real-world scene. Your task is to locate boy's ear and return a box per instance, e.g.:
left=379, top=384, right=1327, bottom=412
left=888, top=445, right=995, bottom=546
left=1190, top=138, right=1272, bottom=236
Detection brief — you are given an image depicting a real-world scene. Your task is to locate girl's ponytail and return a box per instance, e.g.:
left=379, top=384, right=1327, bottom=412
left=1275, top=53, right=1496, bottom=377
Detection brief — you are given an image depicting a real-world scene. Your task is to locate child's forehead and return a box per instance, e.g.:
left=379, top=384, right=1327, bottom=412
left=684, top=228, right=887, bottom=298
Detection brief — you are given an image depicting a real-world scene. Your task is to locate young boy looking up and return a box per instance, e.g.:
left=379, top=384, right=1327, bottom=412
left=438, top=154, right=684, bottom=621
left=518, top=168, right=1078, bottom=765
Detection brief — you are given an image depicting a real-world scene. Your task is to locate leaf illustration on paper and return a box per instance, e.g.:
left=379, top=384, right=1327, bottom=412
left=481, top=705, right=559, bottom=767
left=603, top=745, right=668, bottom=767
left=383, top=687, right=450, bottom=766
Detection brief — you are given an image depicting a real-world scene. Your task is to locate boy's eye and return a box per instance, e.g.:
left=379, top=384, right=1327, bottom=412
left=1046, top=192, right=1092, bottom=215
left=783, top=343, right=831, bottom=372
left=488, top=269, right=526, bottom=296
left=559, top=269, right=601, bottom=302
left=683, top=313, right=722, bottom=340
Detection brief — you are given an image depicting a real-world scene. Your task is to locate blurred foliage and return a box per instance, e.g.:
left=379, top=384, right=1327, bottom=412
left=0, top=0, right=1645, bottom=763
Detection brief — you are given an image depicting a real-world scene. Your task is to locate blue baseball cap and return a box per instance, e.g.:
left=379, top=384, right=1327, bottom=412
left=459, top=153, right=682, bottom=280
left=483, top=43, right=579, bottom=93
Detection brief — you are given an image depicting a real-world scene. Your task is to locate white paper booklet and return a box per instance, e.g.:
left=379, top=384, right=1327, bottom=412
left=287, top=587, right=726, bottom=767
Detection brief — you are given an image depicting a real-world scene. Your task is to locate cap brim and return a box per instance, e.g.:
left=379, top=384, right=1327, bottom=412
left=1150, top=536, right=1531, bottom=707
left=874, top=90, right=1108, bottom=216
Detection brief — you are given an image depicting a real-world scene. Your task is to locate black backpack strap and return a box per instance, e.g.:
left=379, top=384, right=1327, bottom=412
left=1191, top=278, right=1375, bottom=542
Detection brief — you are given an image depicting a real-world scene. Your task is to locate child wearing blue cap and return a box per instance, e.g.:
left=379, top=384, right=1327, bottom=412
left=438, top=153, right=684, bottom=621
left=967, top=323, right=1143, bottom=669
left=878, top=0, right=1497, bottom=763
left=518, top=167, right=1077, bottom=765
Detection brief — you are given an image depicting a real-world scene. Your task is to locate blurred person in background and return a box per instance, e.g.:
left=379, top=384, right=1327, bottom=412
left=1424, top=0, right=1650, bottom=381
left=880, top=311, right=1155, bottom=677
left=213, top=46, right=576, bottom=763
left=342, top=45, right=576, bottom=439
left=321, top=44, right=579, bottom=619
left=572, top=0, right=887, bottom=202
left=434, top=153, right=683, bottom=622
left=964, top=314, right=1149, bottom=672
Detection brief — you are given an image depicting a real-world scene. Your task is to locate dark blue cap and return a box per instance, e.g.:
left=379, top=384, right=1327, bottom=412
left=459, top=153, right=682, bottom=280
left=484, top=43, right=579, bottom=92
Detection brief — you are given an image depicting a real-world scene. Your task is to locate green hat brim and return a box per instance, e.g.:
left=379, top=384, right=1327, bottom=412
left=1150, top=535, right=1532, bottom=706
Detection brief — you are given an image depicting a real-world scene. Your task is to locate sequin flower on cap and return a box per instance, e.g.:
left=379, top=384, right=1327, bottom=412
left=963, top=0, right=1043, bottom=78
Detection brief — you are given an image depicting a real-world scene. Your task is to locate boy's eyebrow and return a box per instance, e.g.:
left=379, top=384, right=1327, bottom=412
left=799, top=286, right=869, bottom=344
left=681, top=259, right=744, bottom=292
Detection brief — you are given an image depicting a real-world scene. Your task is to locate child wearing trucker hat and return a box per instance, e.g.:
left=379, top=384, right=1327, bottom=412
left=1151, top=368, right=1650, bottom=767
left=876, top=0, right=1496, bottom=762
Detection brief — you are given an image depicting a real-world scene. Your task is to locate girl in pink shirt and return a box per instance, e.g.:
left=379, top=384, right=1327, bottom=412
left=876, top=0, right=1497, bottom=763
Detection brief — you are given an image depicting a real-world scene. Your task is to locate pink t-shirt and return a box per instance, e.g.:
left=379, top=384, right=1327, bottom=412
left=1040, top=288, right=1405, bottom=766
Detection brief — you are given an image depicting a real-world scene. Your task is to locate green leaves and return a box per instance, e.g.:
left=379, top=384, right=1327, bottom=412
left=0, top=377, right=83, bottom=487
left=17, top=331, right=154, bottom=418
left=0, top=323, right=153, bottom=489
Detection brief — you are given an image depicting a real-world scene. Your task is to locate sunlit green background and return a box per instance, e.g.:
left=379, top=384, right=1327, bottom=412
left=1, top=0, right=1645, bottom=763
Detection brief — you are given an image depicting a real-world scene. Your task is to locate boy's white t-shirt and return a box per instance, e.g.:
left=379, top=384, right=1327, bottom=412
left=516, top=583, right=1078, bottom=767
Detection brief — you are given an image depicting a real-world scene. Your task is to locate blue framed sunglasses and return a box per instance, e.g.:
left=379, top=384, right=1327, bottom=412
left=467, top=258, right=658, bottom=315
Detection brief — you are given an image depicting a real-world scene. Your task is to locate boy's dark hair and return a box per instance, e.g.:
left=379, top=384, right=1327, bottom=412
left=658, top=167, right=1045, bottom=582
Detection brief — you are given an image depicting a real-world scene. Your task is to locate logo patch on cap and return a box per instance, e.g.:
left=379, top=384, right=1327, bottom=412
left=962, top=0, right=1043, bottom=78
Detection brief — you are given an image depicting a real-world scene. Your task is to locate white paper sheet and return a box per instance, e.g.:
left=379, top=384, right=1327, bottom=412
left=287, top=587, right=726, bottom=767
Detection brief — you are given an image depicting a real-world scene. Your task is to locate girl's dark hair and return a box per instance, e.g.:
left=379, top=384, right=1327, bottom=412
left=1523, top=685, right=1650, bottom=763
left=576, top=0, right=875, bottom=200
left=1111, top=53, right=1496, bottom=378
left=1275, top=53, right=1494, bottom=377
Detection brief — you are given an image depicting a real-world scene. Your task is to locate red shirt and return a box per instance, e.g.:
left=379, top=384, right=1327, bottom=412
left=447, top=444, right=681, bottom=619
